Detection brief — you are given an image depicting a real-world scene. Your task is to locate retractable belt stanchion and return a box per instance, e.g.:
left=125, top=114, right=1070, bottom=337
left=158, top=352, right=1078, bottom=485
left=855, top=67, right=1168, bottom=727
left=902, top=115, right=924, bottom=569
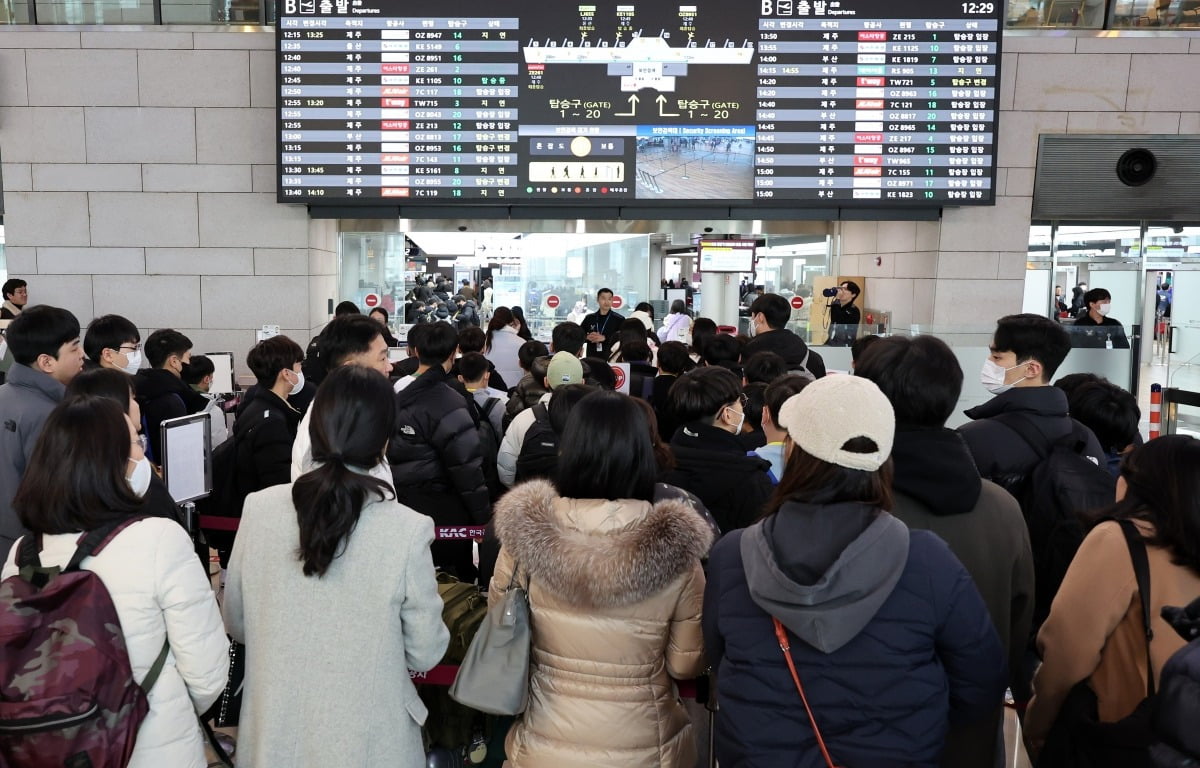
left=182, top=501, right=197, bottom=537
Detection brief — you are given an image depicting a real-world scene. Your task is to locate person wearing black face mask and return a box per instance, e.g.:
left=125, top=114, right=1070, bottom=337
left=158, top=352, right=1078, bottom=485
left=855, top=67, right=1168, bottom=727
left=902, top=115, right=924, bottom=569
left=134, top=328, right=210, bottom=465
left=826, top=280, right=862, bottom=347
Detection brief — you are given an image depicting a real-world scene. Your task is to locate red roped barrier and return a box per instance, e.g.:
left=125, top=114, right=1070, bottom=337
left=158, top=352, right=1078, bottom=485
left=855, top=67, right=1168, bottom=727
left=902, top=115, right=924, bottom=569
left=199, top=518, right=488, bottom=540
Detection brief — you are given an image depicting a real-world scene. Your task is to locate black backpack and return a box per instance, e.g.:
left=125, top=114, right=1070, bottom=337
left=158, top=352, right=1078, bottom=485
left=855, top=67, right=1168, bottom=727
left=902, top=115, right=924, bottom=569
left=994, top=413, right=1116, bottom=630
left=515, top=403, right=559, bottom=483
left=195, top=421, right=257, bottom=554
left=301, top=333, right=327, bottom=387
left=467, top=396, right=503, bottom=501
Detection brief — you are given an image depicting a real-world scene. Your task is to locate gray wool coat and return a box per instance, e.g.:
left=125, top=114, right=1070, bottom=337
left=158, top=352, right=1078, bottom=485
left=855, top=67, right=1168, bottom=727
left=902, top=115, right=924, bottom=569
left=223, top=483, right=450, bottom=768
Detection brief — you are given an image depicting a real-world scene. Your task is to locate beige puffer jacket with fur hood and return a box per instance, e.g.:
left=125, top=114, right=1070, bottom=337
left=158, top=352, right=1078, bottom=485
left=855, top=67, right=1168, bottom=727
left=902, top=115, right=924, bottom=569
left=491, top=479, right=712, bottom=768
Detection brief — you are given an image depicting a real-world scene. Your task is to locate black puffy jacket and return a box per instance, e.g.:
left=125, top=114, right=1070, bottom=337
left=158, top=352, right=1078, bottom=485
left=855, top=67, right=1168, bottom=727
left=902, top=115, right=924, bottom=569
left=957, top=386, right=1105, bottom=484
left=741, top=328, right=827, bottom=378
left=1155, top=598, right=1200, bottom=762
left=133, top=368, right=210, bottom=463
left=388, top=366, right=490, bottom=525
left=662, top=422, right=774, bottom=533
left=504, top=355, right=551, bottom=427
left=235, top=390, right=302, bottom=494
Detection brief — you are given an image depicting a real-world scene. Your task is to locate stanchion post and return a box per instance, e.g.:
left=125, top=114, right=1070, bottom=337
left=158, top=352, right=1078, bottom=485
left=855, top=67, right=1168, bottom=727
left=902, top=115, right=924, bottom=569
left=1149, top=383, right=1162, bottom=440
left=182, top=501, right=197, bottom=537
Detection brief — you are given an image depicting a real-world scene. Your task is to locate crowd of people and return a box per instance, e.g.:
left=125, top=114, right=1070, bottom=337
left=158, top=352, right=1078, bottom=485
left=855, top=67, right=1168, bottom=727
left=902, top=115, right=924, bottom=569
left=2, top=280, right=1199, bottom=768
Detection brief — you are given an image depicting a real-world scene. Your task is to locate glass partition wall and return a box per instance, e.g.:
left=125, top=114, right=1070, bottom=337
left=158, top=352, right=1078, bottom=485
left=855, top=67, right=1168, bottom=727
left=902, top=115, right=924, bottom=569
left=338, top=225, right=834, bottom=344
left=1142, top=226, right=1200, bottom=401
left=1020, top=223, right=1200, bottom=434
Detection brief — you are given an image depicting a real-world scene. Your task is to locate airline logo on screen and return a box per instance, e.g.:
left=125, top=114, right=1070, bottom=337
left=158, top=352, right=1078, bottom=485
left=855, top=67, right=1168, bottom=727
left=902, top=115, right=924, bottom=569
left=276, top=0, right=1000, bottom=209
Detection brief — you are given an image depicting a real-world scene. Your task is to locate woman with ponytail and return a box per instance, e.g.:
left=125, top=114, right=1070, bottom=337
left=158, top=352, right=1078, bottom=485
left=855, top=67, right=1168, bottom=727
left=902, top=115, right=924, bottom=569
left=223, top=365, right=449, bottom=768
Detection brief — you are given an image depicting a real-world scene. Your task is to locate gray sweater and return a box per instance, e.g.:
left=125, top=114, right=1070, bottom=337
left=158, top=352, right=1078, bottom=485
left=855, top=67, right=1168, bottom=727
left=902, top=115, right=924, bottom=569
left=223, top=483, right=450, bottom=768
left=0, top=363, right=65, bottom=562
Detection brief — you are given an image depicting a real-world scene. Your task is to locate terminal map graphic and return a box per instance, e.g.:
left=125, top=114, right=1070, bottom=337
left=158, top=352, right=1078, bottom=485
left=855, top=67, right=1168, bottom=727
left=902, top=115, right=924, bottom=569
left=276, top=0, right=1002, bottom=208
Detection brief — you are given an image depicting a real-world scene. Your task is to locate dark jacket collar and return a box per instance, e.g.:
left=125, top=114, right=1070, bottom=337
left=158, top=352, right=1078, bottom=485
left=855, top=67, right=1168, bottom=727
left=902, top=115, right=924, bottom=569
left=890, top=427, right=982, bottom=515
left=963, top=385, right=1070, bottom=421
left=671, top=420, right=752, bottom=455
left=241, top=388, right=301, bottom=422
left=395, top=363, right=455, bottom=407
left=135, top=367, right=209, bottom=411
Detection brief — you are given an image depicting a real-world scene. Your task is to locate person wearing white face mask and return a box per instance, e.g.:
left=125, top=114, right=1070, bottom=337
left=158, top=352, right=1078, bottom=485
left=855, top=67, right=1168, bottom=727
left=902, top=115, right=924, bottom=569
left=2, top=395, right=230, bottom=768
left=206, top=336, right=309, bottom=569
left=959, top=315, right=1107, bottom=711
left=661, top=366, right=775, bottom=533
left=1071, top=287, right=1131, bottom=350
left=66, top=367, right=190, bottom=531
left=84, top=314, right=144, bottom=376
left=958, top=313, right=1105, bottom=496
left=742, top=293, right=827, bottom=379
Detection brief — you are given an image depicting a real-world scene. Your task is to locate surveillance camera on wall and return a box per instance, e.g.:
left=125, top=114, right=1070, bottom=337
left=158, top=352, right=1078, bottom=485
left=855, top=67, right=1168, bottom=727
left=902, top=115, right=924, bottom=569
left=1115, top=148, right=1157, bottom=187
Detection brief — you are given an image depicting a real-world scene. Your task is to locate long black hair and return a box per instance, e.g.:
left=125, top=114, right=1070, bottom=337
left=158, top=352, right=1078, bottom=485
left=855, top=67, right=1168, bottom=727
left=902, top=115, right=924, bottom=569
left=1111, top=435, right=1200, bottom=574
left=485, top=307, right=516, bottom=351
left=510, top=306, right=533, bottom=340
left=555, top=390, right=656, bottom=502
left=293, top=365, right=395, bottom=577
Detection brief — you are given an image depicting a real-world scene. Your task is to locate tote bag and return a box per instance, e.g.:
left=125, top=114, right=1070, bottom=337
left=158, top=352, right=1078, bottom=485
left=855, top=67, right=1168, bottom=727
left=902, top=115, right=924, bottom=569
left=449, top=566, right=531, bottom=716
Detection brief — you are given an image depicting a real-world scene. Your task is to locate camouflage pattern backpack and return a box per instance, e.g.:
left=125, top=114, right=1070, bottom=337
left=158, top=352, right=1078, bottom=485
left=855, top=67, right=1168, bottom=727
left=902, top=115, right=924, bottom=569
left=0, top=517, right=170, bottom=768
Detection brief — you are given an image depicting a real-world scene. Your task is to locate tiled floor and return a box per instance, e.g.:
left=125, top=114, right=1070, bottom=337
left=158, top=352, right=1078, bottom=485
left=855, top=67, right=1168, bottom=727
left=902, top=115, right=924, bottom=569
left=1004, top=707, right=1034, bottom=768
left=204, top=688, right=1032, bottom=768
left=207, top=713, right=1031, bottom=767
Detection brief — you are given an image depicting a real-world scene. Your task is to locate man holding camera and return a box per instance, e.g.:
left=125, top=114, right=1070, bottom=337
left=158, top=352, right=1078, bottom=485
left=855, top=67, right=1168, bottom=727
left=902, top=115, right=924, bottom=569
left=825, top=280, right=861, bottom=347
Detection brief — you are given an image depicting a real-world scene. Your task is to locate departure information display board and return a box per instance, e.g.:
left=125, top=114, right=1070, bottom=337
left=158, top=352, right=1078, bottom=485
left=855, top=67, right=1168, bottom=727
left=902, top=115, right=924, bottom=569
left=277, top=0, right=1002, bottom=209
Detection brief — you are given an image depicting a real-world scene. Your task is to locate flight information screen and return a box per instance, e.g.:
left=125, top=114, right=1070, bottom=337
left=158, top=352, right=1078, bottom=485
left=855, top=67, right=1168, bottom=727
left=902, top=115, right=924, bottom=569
left=277, top=0, right=1002, bottom=209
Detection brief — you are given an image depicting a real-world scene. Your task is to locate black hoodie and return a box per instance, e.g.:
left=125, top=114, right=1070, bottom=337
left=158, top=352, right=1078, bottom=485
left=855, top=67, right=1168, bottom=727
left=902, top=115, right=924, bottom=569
left=891, top=427, right=982, bottom=515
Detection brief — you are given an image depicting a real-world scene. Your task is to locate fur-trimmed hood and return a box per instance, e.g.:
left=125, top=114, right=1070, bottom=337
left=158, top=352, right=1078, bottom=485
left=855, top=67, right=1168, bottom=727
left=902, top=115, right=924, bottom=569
left=494, top=479, right=713, bottom=608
